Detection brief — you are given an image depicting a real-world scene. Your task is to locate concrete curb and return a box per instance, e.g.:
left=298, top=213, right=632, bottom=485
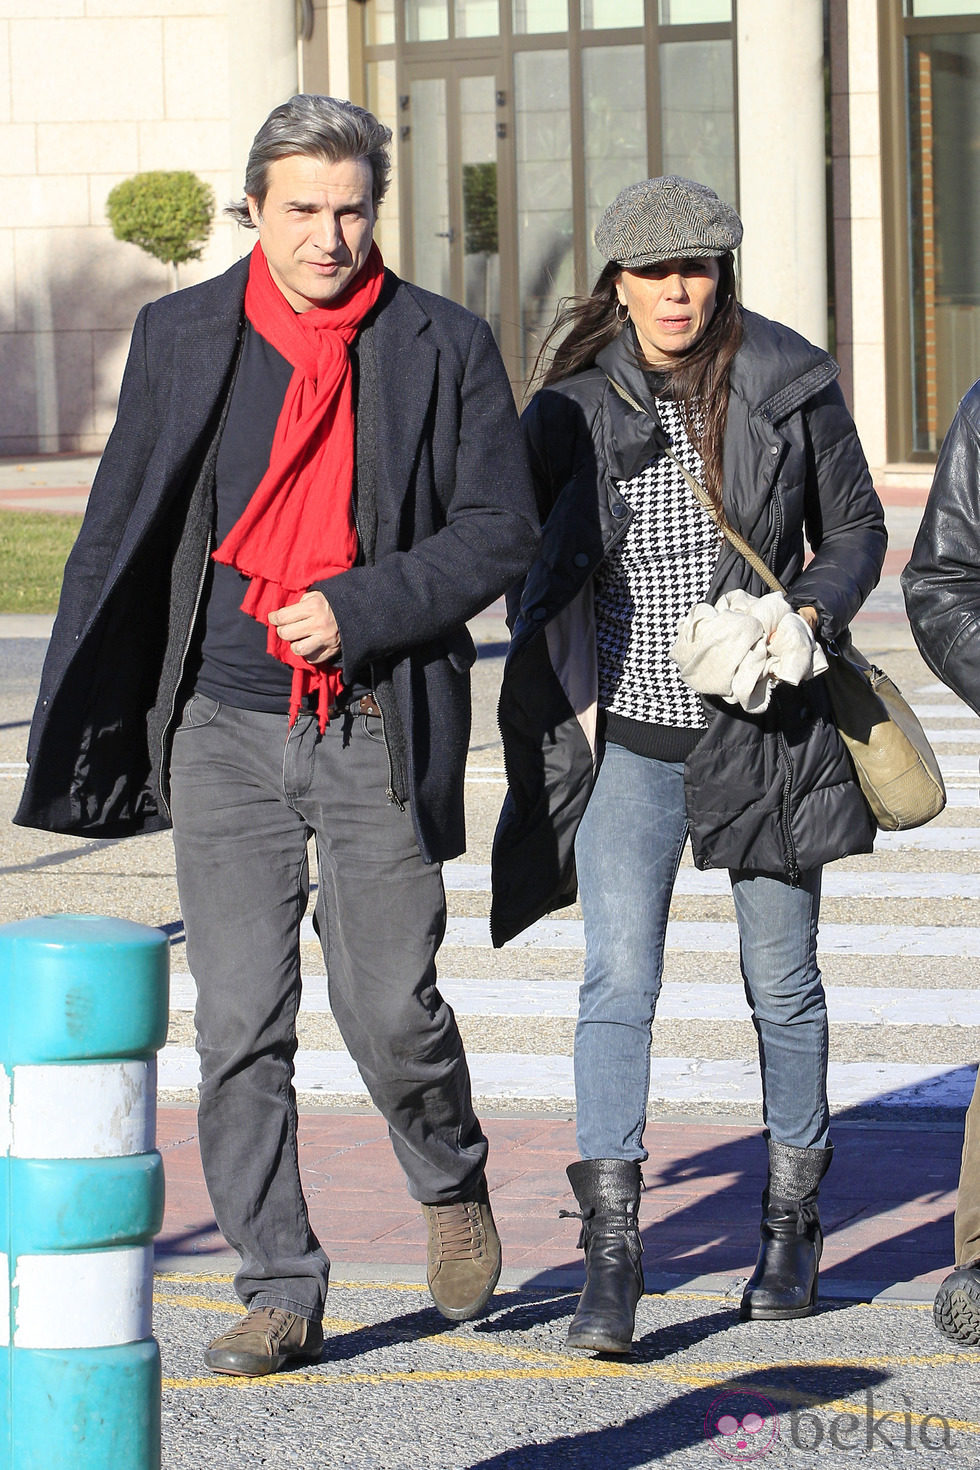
left=0, top=616, right=55, bottom=639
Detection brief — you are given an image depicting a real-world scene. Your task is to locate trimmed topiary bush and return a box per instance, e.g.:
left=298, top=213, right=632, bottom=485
left=106, top=170, right=215, bottom=290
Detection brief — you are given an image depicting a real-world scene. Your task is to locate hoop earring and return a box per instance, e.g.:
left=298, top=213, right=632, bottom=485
left=615, top=302, right=629, bottom=323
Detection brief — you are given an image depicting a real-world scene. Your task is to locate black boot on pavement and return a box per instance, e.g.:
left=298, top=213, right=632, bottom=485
left=740, top=1138, right=834, bottom=1322
left=423, top=1175, right=502, bottom=1322
left=934, top=1262, right=980, bottom=1344
left=204, top=1306, right=324, bottom=1376
left=564, top=1158, right=644, bottom=1355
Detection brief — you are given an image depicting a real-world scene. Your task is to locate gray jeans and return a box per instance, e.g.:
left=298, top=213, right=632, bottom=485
left=169, top=693, right=487, bottom=1320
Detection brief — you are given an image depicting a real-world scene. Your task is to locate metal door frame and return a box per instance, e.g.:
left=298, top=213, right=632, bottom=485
left=399, top=55, right=522, bottom=383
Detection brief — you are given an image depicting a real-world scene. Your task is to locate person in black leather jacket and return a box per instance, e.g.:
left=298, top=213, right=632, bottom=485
left=903, top=378, right=980, bottom=1346
left=492, top=176, right=886, bottom=1354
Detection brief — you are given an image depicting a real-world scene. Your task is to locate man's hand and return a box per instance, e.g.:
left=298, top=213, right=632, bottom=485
left=268, top=590, right=341, bottom=664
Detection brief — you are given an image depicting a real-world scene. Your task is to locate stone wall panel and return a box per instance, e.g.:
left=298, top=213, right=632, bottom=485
left=11, top=19, right=165, bottom=123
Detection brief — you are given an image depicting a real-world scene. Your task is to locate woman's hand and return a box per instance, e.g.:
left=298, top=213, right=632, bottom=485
left=796, top=606, right=819, bottom=633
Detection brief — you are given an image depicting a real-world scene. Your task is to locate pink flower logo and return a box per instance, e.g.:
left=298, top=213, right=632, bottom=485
left=705, top=1390, right=780, bottom=1461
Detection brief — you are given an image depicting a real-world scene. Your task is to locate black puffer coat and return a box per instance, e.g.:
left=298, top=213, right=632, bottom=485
left=491, top=310, right=886, bottom=946
left=902, top=380, right=980, bottom=715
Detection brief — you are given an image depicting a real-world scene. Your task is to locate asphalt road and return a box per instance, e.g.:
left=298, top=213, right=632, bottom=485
left=155, top=1276, right=972, bottom=1470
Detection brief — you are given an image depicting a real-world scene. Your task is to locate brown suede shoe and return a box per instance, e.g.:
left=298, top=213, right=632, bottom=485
left=423, top=1181, right=501, bottom=1322
left=204, top=1307, right=324, bottom=1376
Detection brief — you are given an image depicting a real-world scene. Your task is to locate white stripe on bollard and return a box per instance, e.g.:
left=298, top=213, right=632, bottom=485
left=0, top=1064, right=10, bottom=1156
left=9, top=1061, right=155, bottom=1159
left=12, top=1246, right=153, bottom=1349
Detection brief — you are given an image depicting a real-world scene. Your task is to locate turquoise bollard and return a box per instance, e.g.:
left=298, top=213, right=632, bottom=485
left=0, top=914, right=169, bottom=1470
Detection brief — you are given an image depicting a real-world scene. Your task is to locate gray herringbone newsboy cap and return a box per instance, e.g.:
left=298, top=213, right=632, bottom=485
left=595, top=176, right=742, bottom=267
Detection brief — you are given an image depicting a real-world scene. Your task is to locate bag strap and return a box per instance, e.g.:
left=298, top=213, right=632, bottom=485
left=604, top=374, right=787, bottom=596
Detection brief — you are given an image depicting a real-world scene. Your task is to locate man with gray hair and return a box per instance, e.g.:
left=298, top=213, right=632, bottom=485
left=16, top=94, right=538, bottom=1374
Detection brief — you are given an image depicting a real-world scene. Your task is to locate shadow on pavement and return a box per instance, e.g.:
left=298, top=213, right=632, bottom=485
left=466, top=1363, right=889, bottom=1468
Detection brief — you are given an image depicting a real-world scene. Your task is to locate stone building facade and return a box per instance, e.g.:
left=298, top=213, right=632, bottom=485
left=3, top=0, right=979, bottom=480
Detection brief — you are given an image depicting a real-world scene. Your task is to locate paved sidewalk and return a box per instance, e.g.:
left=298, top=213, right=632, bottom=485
left=155, top=1105, right=958, bottom=1305
left=0, top=452, right=99, bottom=513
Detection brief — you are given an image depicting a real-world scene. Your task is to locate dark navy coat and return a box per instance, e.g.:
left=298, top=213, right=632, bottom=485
left=15, top=259, right=538, bottom=863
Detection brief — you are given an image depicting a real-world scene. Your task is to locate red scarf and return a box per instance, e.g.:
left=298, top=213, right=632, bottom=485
left=213, top=240, right=385, bottom=729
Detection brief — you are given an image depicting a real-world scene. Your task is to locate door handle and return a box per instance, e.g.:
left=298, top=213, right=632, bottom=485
left=435, top=229, right=456, bottom=242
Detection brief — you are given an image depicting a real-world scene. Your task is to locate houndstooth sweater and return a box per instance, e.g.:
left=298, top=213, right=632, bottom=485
left=594, top=394, right=722, bottom=760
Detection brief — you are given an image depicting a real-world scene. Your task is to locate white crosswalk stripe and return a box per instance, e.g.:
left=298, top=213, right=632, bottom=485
left=159, top=675, right=980, bottom=1118
left=943, top=789, right=980, bottom=808
left=297, top=910, right=980, bottom=955
left=437, top=917, right=980, bottom=956
left=912, top=705, right=980, bottom=723
left=167, top=973, right=980, bottom=1025
left=158, top=1046, right=977, bottom=1113
left=922, top=728, right=980, bottom=743
left=445, top=862, right=980, bottom=899
left=934, top=755, right=980, bottom=782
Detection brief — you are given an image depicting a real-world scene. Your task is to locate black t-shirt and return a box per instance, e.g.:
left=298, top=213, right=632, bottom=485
left=192, top=325, right=300, bottom=711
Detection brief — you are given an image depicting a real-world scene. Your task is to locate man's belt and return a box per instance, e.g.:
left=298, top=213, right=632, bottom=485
left=340, top=693, right=382, bottom=718
left=303, top=691, right=382, bottom=719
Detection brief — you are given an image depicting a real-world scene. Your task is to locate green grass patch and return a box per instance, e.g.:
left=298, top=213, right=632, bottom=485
left=0, top=510, right=83, bottom=614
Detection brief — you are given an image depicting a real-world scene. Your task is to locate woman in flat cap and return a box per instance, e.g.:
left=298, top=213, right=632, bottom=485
left=491, top=175, right=885, bottom=1352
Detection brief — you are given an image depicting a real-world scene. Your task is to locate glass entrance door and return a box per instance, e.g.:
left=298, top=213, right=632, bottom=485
left=908, top=27, right=980, bottom=452
left=402, top=64, right=508, bottom=350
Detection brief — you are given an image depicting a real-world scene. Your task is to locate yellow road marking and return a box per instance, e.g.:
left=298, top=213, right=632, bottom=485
left=155, top=1288, right=980, bottom=1374
left=778, top=1401, right=980, bottom=1437
left=157, top=1364, right=980, bottom=1435
left=153, top=1275, right=938, bottom=1312
left=155, top=1279, right=980, bottom=1435
left=156, top=1272, right=235, bottom=1284
left=154, top=1293, right=242, bottom=1316
left=694, top=1352, right=980, bottom=1373
left=162, top=1364, right=741, bottom=1389
left=153, top=1293, right=364, bottom=1336
left=158, top=1351, right=980, bottom=1438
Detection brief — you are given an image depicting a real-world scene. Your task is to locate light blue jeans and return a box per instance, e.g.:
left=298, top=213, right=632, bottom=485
left=573, top=741, right=830, bottom=1161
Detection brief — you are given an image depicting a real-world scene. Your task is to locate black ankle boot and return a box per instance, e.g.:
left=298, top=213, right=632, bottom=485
left=740, top=1139, right=833, bottom=1322
left=564, top=1159, right=644, bottom=1354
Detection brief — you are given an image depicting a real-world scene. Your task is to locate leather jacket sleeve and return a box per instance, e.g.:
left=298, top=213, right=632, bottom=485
left=785, top=382, right=887, bottom=641
left=902, top=382, right=980, bottom=716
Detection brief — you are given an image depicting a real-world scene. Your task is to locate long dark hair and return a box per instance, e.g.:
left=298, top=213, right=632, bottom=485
left=531, top=253, right=742, bottom=509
